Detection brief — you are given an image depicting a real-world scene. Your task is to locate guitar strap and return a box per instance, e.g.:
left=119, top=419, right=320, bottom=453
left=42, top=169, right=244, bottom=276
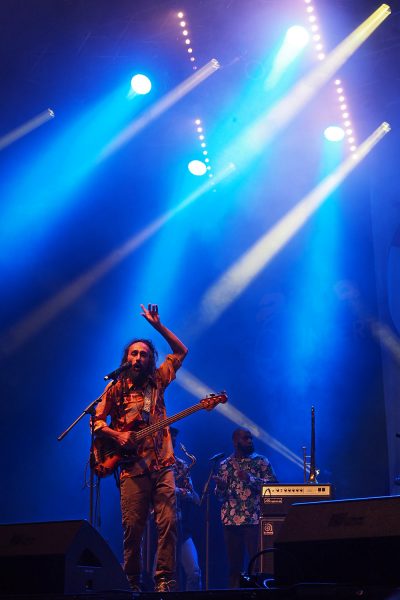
left=141, top=383, right=154, bottom=422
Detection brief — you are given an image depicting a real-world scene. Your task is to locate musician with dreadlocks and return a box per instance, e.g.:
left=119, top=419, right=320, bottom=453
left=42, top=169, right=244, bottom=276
left=92, top=304, right=188, bottom=593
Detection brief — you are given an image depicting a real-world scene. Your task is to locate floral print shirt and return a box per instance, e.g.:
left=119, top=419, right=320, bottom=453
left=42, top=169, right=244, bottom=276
left=215, top=453, right=277, bottom=526
left=93, top=353, right=182, bottom=480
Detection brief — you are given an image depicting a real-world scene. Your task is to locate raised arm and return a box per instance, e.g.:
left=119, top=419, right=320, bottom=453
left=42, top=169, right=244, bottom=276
left=140, top=303, right=188, bottom=363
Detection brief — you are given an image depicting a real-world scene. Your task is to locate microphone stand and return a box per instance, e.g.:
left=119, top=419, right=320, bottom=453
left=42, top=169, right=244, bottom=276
left=57, top=387, right=111, bottom=528
left=200, top=459, right=219, bottom=590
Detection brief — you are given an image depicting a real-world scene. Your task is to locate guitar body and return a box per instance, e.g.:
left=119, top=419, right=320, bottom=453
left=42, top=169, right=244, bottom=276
left=93, top=437, right=151, bottom=477
left=92, top=421, right=148, bottom=477
left=92, top=392, right=227, bottom=477
left=93, top=437, right=124, bottom=477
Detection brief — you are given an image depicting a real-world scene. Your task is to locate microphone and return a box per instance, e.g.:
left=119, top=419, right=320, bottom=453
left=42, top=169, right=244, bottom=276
left=209, top=452, right=225, bottom=462
left=104, top=361, right=131, bottom=381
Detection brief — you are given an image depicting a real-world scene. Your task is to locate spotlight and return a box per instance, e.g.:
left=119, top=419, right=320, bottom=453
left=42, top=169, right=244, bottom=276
left=285, top=25, right=310, bottom=49
left=188, top=159, right=207, bottom=176
left=130, top=74, right=152, bottom=95
left=324, top=125, right=345, bottom=142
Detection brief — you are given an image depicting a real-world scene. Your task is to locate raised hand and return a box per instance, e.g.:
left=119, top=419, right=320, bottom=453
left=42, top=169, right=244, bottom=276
left=140, top=303, right=161, bottom=329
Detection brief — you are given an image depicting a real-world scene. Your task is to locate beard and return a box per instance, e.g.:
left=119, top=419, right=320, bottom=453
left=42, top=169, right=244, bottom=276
left=130, top=362, right=152, bottom=384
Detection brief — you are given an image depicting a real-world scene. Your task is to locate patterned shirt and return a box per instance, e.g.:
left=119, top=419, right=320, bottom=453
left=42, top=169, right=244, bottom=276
left=93, top=353, right=182, bottom=480
left=215, top=453, right=277, bottom=526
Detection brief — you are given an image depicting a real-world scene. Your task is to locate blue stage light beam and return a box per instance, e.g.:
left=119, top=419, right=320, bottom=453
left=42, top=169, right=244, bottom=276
left=0, top=84, right=139, bottom=271
left=0, top=163, right=235, bottom=355
left=217, top=4, right=390, bottom=172
left=194, top=122, right=390, bottom=330
left=264, top=25, right=310, bottom=90
left=0, top=108, right=55, bottom=151
left=100, top=59, right=220, bottom=161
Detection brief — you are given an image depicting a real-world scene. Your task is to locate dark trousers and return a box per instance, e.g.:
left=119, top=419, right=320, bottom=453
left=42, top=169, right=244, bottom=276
left=223, top=524, right=259, bottom=588
left=120, top=468, right=177, bottom=587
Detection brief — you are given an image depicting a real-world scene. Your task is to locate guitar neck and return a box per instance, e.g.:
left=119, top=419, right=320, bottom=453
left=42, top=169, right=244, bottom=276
left=135, top=403, right=204, bottom=440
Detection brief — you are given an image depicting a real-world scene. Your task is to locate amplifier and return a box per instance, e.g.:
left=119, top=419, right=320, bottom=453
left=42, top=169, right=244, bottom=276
left=261, top=483, right=333, bottom=515
left=259, top=516, right=286, bottom=575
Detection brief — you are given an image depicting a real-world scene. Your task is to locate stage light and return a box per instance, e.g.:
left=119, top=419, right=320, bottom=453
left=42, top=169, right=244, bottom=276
left=195, top=122, right=390, bottom=329
left=188, top=159, right=207, bottom=176
left=102, top=59, right=220, bottom=159
left=324, top=126, right=345, bottom=142
left=219, top=4, right=389, bottom=171
left=264, top=25, right=310, bottom=90
left=0, top=108, right=55, bottom=151
left=286, top=25, right=310, bottom=49
left=130, top=74, right=152, bottom=95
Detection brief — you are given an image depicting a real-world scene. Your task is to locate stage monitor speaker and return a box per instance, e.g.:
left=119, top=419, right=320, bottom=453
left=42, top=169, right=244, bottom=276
left=274, top=495, right=400, bottom=586
left=0, top=520, right=129, bottom=594
left=259, top=516, right=285, bottom=575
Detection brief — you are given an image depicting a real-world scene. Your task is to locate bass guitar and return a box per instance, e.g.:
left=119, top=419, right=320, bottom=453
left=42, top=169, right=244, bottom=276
left=92, top=391, right=227, bottom=477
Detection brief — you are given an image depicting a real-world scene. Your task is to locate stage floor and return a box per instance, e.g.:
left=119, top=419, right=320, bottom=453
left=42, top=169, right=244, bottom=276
left=1, top=584, right=399, bottom=600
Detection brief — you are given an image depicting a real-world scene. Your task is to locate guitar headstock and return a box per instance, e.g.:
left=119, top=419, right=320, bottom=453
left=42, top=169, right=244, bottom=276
left=201, top=391, right=228, bottom=411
